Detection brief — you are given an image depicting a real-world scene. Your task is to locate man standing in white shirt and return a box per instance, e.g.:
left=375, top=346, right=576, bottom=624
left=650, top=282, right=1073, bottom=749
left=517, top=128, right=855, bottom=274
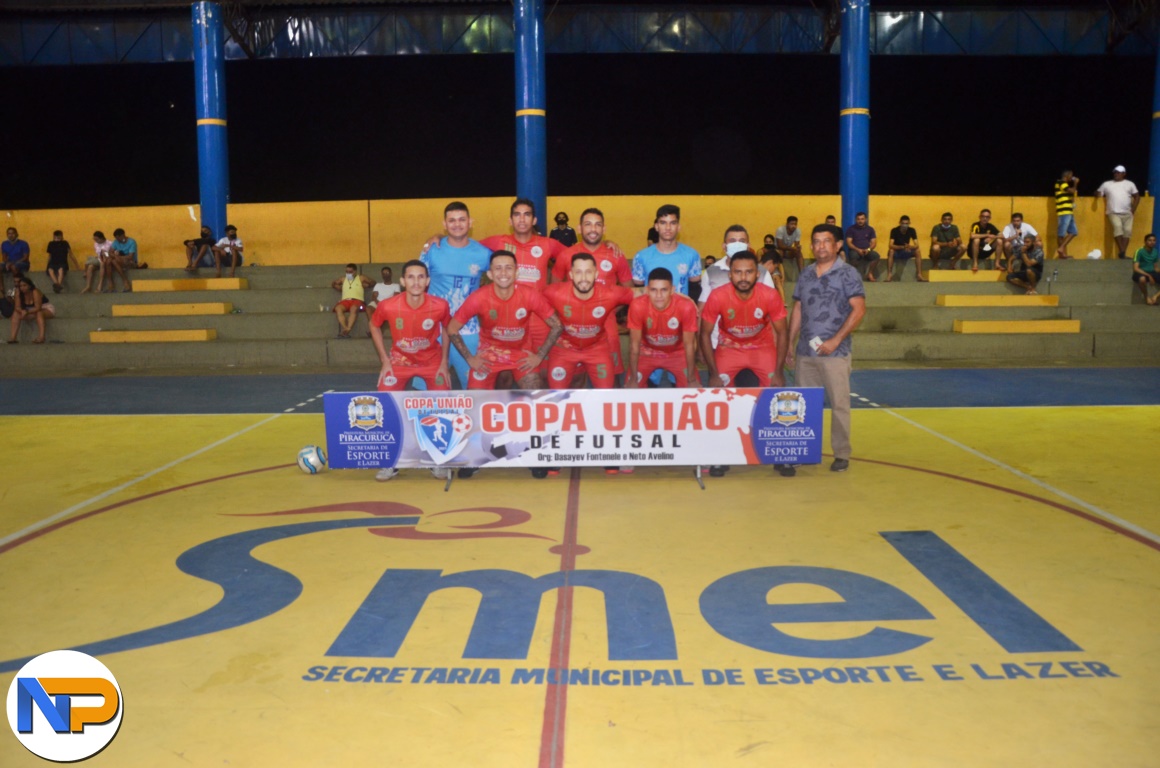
left=1001, top=213, right=1039, bottom=266
left=1095, top=165, right=1141, bottom=260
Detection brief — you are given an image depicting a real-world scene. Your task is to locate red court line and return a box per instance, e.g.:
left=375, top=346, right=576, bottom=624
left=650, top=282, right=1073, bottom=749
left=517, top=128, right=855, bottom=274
left=0, top=464, right=295, bottom=556
left=538, top=468, right=583, bottom=768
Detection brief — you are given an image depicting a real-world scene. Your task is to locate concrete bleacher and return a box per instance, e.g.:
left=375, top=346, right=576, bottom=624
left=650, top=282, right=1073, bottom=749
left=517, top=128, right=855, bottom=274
left=2, top=259, right=1158, bottom=376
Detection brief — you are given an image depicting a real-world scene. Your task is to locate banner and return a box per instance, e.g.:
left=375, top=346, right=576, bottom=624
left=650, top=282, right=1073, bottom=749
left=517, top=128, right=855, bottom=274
left=323, top=388, right=824, bottom=469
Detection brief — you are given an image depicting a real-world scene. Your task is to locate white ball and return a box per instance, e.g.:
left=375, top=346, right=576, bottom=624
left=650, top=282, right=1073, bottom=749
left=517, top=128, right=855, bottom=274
left=297, top=445, right=327, bottom=474
left=1086, top=249, right=1102, bottom=260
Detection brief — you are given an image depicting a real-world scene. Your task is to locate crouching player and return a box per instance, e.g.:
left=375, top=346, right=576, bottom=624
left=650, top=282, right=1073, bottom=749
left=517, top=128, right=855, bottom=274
left=626, top=267, right=698, bottom=387
left=368, top=259, right=452, bottom=482
left=446, top=250, right=562, bottom=391
left=542, top=251, right=635, bottom=389
left=699, top=249, right=793, bottom=478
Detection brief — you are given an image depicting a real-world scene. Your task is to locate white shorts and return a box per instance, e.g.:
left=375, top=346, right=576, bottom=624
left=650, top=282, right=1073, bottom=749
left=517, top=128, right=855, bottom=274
left=1107, top=212, right=1133, bottom=239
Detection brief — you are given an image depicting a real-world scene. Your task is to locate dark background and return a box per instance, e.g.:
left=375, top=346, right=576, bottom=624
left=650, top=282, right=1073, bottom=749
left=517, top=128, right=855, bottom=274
left=0, top=52, right=1151, bottom=208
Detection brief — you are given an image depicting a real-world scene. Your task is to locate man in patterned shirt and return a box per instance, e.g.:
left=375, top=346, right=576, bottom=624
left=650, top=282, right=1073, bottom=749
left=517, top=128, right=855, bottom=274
left=1053, top=170, right=1079, bottom=259
left=786, top=224, right=867, bottom=473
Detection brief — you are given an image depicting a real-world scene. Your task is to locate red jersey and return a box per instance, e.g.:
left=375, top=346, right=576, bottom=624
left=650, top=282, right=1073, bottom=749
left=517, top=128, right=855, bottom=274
left=552, top=243, right=632, bottom=287
left=627, top=293, right=699, bottom=356
left=543, top=282, right=634, bottom=351
left=700, top=283, right=787, bottom=352
left=370, top=292, right=450, bottom=366
left=453, top=283, right=556, bottom=350
left=479, top=234, right=564, bottom=292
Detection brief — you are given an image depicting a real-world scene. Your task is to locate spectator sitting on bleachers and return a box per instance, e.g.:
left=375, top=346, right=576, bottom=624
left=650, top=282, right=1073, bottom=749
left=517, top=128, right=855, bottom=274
left=183, top=226, right=215, bottom=272
left=2, top=227, right=31, bottom=294
left=1132, top=233, right=1159, bottom=306
left=81, top=231, right=114, bottom=294
left=1006, top=235, right=1045, bottom=295
left=367, top=266, right=400, bottom=311
left=968, top=209, right=1003, bottom=272
left=1001, top=213, right=1038, bottom=265
left=844, top=211, right=882, bottom=282
left=212, top=225, right=244, bottom=278
left=886, top=215, right=926, bottom=282
left=774, top=217, right=805, bottom=276
left=45, top=230, right=78, bottom=294
left=8, top=274, right=54, bottom=344
left=107, top=228, right=139, bottom=292
left=331, top=263, right=375, bottom=339
left=929, top=212, right=966, bottom=270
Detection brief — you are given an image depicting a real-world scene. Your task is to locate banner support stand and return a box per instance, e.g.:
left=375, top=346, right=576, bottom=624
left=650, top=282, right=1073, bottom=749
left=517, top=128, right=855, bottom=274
left=694, top=466, right=705, bottom=490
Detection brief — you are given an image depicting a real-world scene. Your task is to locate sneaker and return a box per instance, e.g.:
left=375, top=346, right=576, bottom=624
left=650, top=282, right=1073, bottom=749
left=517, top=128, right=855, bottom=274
left=457, top=468, right=477, bottom=478
left=709, top=466, right=727, bottom=477
left=429, top=467, right=450, bottom=480
left=531, top=468, right=548, bottom=479
left=775, top=464, right=796, bottom=477
left=830, top=458, right=850, bottom=472
left=375, top=468, right=399, bottom=482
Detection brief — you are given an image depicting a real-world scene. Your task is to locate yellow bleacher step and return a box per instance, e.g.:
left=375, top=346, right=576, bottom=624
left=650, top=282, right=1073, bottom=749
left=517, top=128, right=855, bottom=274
left=927, top=270, right=1004, bottom=282
left=937, top=294, right=1060, bottom=307
left=953, top=320, right=1081, bottom=334
left=90, top=329, right=218, bottom=343
left=112, top=302, right=233, bottom=317
left=132, top=278, right=248, bottom=292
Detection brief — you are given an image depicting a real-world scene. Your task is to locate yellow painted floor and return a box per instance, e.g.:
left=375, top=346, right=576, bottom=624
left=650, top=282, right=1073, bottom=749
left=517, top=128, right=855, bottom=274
left=2, top=407, right=1158, bottom=767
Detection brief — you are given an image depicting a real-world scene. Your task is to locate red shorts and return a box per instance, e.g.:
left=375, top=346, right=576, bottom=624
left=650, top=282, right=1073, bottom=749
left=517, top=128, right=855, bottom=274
left=467, top=345, right=534, bottom=390
left=636, top=351, right=692, bottom=387
left=336, top=299, right=364, bottom=311
left=378, top=362, right=449, bottom=392
left=548, top=344, right=616, bottom=389
left=713, top=346, right=778, bottom=387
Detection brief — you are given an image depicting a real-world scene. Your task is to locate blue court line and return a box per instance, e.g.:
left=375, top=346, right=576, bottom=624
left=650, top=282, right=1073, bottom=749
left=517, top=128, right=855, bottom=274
left=1, top=368, right=1158, bottom=416
left=847, top=367, right=1160, bottom=408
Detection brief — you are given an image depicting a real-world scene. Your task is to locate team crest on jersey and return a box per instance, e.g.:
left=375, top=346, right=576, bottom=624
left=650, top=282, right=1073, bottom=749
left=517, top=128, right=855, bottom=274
left=531, top=245, right=544, bottom=258
left=678, top=263, right=689, bottom=275
left=348, top=395, right=384, bottom=431
left=409, top=409, right=473, bottom=464
left=772, top=390, right=807, bottom=426
left=592, top=306, right=607, bottom=319
left=422, top=318, right=435, bottom=330
left=754, top=307, right=765, bottom=319
left=473, top=370, right=488, bottom=381
left=515, top=308, right=528, bottom=320
left=470, top=264, right=481, bottom=276
left=600, top=259, right=613, bottom=273
left=382, top=374, right=398, bottom=387
left=667, top=316, right=680, bottom=329
left=718, top=372, right=731, bottom=386
left=551, top=366, right=568, bottom=382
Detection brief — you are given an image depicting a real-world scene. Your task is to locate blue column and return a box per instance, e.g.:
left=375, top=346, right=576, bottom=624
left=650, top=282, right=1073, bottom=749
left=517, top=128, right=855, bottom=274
left=1151, top=39, right=1160, bottom=235
left=839, top=0, right=870, bottom=230
left=514, top=0, right=547, bottom=229
left=193, top=1, right=229, bottom=256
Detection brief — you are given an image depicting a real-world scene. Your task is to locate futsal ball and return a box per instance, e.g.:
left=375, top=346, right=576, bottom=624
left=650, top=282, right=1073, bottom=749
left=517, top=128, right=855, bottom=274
left=297, top=445, right=328, bottom=474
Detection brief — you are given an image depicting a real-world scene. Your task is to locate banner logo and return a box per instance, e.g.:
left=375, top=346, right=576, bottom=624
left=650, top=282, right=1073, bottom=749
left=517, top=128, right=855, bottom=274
left=348, top=396, right=384, bottom=432
left=411, top=409, right=473, bottom=464
left=6, top=650, right=123, bottom=762
left=773, top=391, right=807, bottom=426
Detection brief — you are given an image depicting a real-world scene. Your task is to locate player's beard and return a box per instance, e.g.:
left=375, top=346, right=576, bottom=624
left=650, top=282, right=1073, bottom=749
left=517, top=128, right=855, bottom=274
left=732, top=280, right=753, bottom=292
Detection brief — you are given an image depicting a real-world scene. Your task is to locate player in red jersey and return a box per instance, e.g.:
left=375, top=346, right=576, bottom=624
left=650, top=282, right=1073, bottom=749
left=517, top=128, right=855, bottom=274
left=446, top=250, right=562, bottom=390
left=542, top=251, right=634, bottom=389
left=552, top=207, right=634, bottom=379
left=625, top=267, right=699, bottom=388
left=699, top=248, right=788, bottom=388
left=369, top=259, right=452, bottom=392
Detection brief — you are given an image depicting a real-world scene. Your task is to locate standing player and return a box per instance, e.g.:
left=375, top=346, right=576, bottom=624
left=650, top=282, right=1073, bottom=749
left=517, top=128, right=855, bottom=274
left=368, top=259, right=452, bottom=482
left=421, top=202, right=493, bottom=388
left=626, top=267, right=698, bottom=388
left=446, top=250, right=562, bottom=391
left=553, top=207, right=635, bottom=381
left=543, top=252, right=635, bottom=390
left=699, top=249, right=791, bottom=478
left=633, top=204, right=701, bottom=296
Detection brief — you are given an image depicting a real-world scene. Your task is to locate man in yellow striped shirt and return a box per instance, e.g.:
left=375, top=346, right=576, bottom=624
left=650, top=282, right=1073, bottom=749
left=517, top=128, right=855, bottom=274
left=1053, top=170, right=1079, bottom=259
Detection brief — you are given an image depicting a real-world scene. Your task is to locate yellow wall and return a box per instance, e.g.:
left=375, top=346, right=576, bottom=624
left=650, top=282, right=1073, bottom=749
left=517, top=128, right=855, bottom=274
left=4, top=194, right=1152, bottom=270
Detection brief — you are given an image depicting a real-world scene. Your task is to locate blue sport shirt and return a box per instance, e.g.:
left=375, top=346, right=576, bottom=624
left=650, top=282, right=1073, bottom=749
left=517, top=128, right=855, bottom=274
left=421, top=237, right=492, bottom=336
left=632, top=243, right=701, bottom=296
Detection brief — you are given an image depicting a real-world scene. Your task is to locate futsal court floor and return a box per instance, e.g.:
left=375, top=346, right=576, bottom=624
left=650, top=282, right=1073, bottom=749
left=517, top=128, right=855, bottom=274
left=1, top=368, right=1158, bottom=767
